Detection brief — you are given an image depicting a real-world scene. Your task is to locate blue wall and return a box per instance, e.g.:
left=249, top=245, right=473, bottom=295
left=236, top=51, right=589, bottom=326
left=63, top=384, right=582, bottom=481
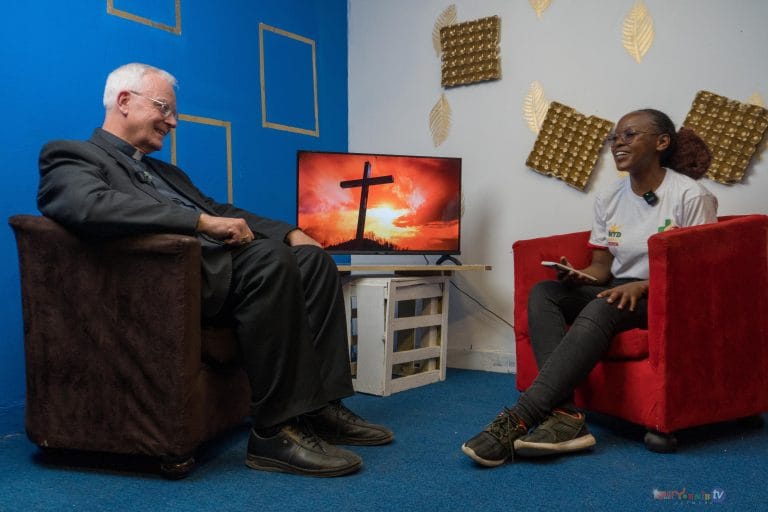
left=0, top=0, right=348, bottom=411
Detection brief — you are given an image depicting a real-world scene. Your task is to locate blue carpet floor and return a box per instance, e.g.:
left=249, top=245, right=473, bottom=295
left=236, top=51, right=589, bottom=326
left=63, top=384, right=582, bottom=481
left=1, top=369, right=766, bottom=511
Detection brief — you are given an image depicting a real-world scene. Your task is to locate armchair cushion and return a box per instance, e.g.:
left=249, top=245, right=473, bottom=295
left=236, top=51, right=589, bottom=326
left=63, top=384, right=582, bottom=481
left=605, top=330, right=648, bottom=360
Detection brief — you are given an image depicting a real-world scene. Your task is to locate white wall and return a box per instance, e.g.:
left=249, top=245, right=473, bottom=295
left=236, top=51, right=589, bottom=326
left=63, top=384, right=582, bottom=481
left=348, top=0, right=768, bottom=372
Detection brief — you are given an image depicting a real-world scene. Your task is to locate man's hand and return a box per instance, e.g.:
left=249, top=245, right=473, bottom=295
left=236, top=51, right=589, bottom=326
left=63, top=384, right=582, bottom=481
left=196, top=213, right=254, bottom=246
left=596, top=281, right=649, bottom=311
left=286, top=229, right=322, bottom=247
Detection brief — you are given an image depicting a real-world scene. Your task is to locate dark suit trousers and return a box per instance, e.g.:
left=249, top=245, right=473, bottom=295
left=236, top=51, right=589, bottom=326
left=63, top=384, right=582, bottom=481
left=209, top=239, right=353, bottom=428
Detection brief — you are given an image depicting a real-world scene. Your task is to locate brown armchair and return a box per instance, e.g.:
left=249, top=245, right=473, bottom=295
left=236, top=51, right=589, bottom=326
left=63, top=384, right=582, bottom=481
left=9, top=215, right=250, bottom=478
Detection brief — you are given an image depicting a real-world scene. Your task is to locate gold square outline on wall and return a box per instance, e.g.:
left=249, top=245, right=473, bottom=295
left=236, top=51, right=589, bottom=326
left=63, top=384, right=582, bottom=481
left=171, top=114, right=233, bottom=203
left=259, top=22, right=319, bottom=137
left=107, top=0, right=182, bottom=35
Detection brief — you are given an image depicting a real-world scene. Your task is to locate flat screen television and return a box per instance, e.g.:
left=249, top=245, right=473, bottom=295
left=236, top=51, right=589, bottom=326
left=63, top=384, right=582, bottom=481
left=296, top=150, right=462, bottom=257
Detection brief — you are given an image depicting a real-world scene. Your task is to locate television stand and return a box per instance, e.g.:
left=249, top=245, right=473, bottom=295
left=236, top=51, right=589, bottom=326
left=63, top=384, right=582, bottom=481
left=337, top=264, right=491, bottom=395
left=436, top=254, right=462, bottom=266
left=336, top=264, right=490, bottom=276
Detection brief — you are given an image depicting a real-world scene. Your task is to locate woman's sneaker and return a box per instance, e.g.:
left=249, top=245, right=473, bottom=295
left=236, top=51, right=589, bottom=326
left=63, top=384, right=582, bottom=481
left=461, top=408, right=528, bottom=467
left=513, top=408, right=596, bottom=457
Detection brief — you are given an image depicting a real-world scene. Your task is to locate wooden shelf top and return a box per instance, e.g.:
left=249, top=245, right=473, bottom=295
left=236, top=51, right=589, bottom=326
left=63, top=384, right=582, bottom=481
left=337, top=264, right=491, bottom=275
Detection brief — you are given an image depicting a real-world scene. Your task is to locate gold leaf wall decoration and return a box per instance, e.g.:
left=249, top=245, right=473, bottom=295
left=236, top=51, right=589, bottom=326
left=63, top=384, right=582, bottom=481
left=523, top=80, right=551, bottom=133
left=622, top=0, right=654, bottom=63
left=429, top=93, right=452, bottom=147
left=432, top=4, right=457, bottom=57
left=748, top=92, right=766, bottom=108
left=529, top=0, right=552, bottom=19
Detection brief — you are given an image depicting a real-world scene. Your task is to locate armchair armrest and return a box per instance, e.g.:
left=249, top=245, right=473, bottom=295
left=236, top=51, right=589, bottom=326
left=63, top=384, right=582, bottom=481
left=9, top=214, right=205, bottom=456
left=512, top=230, right=591, bottom=340
left=647, top=215, right=768, bottom=420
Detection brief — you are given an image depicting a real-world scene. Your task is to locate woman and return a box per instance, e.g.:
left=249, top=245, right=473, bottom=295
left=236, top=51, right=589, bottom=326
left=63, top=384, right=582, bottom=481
left=462, top=109, right=718, bottom=467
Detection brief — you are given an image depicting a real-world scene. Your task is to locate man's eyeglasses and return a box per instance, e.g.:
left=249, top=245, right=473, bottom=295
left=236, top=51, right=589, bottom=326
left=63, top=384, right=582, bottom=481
left=129, top=90, right=177, bottom=119
left=605, top=129, right=659, bottom=145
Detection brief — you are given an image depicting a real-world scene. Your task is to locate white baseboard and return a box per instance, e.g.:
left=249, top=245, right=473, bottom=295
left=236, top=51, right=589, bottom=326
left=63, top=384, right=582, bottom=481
left=447, top=348, right=516, bottom=374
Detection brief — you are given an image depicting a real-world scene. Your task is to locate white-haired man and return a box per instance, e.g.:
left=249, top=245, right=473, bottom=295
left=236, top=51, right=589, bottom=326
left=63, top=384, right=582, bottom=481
left=37, top=63, right=393, bottom=477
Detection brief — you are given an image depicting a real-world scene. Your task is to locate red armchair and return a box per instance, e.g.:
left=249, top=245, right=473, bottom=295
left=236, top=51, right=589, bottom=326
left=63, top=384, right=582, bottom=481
left=512, top=214, right=768, bottom=451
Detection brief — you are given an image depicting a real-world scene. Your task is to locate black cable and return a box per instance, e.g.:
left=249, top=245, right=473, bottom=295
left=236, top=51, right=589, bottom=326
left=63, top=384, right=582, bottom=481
left=448, top=279, right=514, bottom=329
left=423, top=254, right=514, bottom=329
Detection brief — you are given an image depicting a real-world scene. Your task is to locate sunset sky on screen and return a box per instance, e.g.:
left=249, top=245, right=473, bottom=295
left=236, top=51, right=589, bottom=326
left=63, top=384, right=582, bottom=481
left=297, top=152, right=461, bottom=251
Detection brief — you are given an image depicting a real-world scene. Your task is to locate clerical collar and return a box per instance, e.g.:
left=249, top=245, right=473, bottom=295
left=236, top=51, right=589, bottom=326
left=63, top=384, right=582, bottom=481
left=96, top=128, right=145, bottom=161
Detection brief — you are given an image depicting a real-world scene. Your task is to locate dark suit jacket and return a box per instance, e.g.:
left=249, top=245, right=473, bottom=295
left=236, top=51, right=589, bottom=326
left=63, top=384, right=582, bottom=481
left=37, top=128, right=295, bottom=316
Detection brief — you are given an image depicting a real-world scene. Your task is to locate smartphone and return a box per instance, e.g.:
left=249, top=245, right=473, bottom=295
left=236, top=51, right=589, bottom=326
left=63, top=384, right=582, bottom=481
left=541, top=261, right=598, bottom=281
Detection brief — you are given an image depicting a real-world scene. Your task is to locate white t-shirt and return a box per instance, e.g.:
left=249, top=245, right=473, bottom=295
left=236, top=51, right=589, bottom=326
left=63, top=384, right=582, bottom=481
left=588, top=169, right=718, bottom=280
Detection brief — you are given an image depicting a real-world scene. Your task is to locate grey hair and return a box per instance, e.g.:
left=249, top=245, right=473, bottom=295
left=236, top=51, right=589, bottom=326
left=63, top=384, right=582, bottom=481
left=102, top=63, right=177, bottom=110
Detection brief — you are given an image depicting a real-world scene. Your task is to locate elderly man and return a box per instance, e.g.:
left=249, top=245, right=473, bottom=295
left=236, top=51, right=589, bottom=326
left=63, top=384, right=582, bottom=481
left=37, top=62, right=392, bottom=477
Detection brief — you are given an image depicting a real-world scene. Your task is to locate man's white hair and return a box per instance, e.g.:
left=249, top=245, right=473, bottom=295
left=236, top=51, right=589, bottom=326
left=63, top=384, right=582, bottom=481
left=103, top=63, right=177, bottom=110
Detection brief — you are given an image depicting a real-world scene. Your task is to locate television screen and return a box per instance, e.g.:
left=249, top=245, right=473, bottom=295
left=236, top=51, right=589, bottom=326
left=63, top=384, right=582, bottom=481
left=297, top=150, right=461, bottom=255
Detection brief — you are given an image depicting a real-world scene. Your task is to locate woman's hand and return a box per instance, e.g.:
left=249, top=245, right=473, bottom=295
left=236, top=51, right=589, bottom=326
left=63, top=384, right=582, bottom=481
left=557, top=250, right=613, bottom=285
left=597, top=280, right=649, bottom=311
left=556, top=257, right=598, bottom=284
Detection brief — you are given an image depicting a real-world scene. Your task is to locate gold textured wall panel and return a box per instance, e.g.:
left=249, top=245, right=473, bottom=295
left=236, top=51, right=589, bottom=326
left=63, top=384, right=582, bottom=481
left=682, top=90, right=768, bottom=184
left=440, top=16, right=501, bottom=88
left=526, top=102, right=614, bottom=191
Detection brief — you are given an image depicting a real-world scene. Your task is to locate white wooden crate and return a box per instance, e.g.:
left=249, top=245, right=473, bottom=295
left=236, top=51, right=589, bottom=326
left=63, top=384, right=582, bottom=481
left=343, top=276, right=449, bottom=396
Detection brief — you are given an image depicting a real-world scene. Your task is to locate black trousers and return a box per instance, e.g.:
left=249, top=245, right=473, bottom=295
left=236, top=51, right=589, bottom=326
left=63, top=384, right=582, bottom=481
left=207, top=239, right=354, bottom=429
left=516, top=278, right=648, bottom=426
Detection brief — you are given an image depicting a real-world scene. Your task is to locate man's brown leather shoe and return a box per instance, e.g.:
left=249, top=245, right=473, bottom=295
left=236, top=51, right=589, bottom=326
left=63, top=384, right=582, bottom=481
left=245, top=420, right=362, bottom=477
left=304, top=401, right=394, bottom=446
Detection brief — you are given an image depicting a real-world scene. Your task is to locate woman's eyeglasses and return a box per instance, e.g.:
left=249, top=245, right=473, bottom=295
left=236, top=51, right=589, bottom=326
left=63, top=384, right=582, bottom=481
left=605, top=129, right=660, bottom=145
